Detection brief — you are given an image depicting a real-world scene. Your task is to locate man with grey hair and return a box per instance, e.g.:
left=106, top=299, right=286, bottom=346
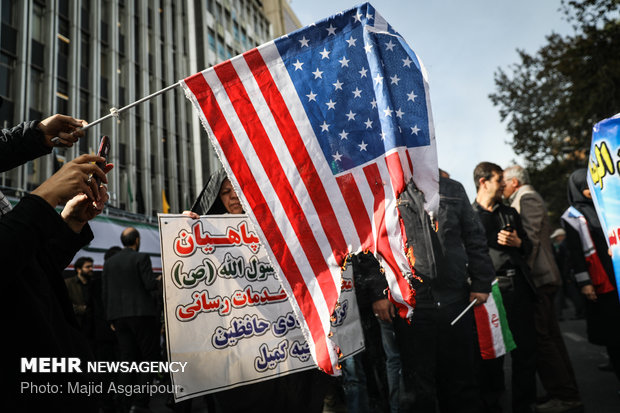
left=503, top=165, right=583, bottom=413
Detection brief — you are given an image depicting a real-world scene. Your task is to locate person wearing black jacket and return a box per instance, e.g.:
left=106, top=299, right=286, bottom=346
left=1, top=153, right=110, bottom=412
left=390, top=175, right=495, bottom=413
left=473, top=162, right=536, bottom=413
left=561, top=169, right=620, bottom=383
left=103, top=227, right=161, bottom=413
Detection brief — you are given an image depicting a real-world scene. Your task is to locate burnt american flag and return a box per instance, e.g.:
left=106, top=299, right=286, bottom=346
left=182, top=2, right=438, bottom=375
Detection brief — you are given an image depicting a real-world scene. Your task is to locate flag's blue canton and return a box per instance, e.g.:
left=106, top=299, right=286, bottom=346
left=274, top=3, right=430, bottom=175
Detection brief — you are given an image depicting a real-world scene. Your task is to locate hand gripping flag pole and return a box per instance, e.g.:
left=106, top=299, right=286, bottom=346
left=51, top=81, right=182, bottom=143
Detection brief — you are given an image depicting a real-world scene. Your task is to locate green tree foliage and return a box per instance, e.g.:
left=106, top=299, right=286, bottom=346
left=490, top=0, right=620, bottom=224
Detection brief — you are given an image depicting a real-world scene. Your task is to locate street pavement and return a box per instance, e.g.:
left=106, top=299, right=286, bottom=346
left=549, top=318, right=620, bottom=412
left=150, top=318, right=620, bottom=413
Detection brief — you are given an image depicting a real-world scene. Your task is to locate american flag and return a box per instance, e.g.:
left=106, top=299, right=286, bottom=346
left=182, top=2, right=438, bottom=375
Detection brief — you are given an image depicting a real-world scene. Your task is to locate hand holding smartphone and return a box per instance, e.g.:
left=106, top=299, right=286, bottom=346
left=95, top=135, right=110, bottom=185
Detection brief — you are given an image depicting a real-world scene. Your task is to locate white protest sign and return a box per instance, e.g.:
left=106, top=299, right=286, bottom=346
left=159, top=214, right=364, bottom=402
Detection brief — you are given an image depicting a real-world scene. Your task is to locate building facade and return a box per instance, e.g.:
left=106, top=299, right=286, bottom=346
left=0, top=0, right=298, bottom=219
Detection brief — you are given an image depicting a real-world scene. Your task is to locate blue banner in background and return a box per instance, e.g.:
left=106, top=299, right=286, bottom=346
left=587, top=113, right=620, bottom=300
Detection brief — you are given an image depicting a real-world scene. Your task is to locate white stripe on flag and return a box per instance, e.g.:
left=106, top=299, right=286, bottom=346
left=486, top=294, right=507, bottom=357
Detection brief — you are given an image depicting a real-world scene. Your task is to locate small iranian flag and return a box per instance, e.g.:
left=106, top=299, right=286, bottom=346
left=474, top=279, right=516, bottom=359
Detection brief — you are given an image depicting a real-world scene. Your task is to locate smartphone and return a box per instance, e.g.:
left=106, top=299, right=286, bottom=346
left=95, top=135, right=110, bottom=185
left=501, top=224, right=514, bottom=233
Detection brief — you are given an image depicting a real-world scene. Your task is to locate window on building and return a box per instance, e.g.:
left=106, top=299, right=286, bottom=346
left=58, top=0, right=69, bottom=19
left=0, top=52, right=14, bottom=100
left=2, top=0, right=15, bottom=26
left=208, top=29, right=215, bottom=51
left=29, top=68, right=45, bottom=116
left=0, top=52, right=15, bottom=125
left=56, top=92, right=69, bottom=115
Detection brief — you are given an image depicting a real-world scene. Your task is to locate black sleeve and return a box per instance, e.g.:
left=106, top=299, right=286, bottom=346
left=0, top=121, right=52, bottom=172
left=0, top=194, right=93, bottom=283
left=456, top=183, right=494, bottom=293
left=138, top=253, right=159, bottom=292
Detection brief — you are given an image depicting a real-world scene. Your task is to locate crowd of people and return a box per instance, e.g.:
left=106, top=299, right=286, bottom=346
left=3, top=114, right=619, bottom=413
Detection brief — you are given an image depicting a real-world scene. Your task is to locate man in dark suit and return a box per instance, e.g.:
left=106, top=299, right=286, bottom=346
left=103, top=227, right=161, bottom=413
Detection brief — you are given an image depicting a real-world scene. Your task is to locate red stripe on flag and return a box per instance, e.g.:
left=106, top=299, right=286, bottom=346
left=474, top=304, right=496, bottom=360
left=363, top=162, right=412, bottom=316
left=212, top=61, right=339, bottom=309
left=385, top=152, right=406, bottom=195
left=184, top=72, right=334, bottom=374
left=243, top=49, right=348, bottom=264
left=336, top=174, right=375, bottom=252
left=406, top=149, right=414, bottom=176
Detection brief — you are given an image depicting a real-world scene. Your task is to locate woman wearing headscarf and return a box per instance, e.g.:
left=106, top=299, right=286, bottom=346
left=561, top=168, right=620, bottom=381
left=182, top=169, right=330, bottom=413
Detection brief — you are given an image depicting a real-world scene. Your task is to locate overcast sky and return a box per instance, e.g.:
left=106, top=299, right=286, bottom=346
left=288, top=0, right=573, bottom=199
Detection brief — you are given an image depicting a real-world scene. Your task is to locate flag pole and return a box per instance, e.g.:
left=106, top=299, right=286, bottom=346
left=450, top=298, right=477, bottom=326
left=52, top=80, right=182, bottom=142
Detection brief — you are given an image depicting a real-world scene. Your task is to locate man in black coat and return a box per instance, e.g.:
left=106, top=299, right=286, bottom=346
left=473, top=162, right=537, bottom=413
left=393, top=175, right=495, bottom=413
left=103, top=227, right=161, bottom=413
